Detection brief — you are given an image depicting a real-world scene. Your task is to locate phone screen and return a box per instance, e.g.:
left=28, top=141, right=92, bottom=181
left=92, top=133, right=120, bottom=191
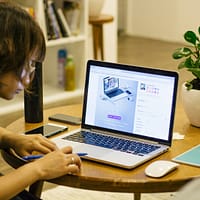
left=25, top=123, right=68, bottom=137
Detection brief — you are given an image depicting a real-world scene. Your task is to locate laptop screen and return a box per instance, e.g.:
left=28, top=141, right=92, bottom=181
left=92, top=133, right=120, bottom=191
left=82, top=60, right=178, bottom=145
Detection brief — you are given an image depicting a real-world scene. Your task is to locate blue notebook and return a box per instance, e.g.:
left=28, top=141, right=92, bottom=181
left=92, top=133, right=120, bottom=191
left=173, top=145, right=200, bottom=167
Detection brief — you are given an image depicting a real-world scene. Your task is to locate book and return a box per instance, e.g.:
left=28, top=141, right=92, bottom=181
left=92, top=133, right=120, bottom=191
left=43, top=0, right=54, bottom=40
left=57, top=8, right=72, bottom=37
left=50, top=2, right=69, bottom=37
left=172, top=144, right=200, bottom=167
left=47, top=0, right=62, bottom=39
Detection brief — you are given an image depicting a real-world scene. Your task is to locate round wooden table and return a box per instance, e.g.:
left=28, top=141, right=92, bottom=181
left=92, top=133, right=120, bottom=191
left=2, top=103, right=200, bottom=200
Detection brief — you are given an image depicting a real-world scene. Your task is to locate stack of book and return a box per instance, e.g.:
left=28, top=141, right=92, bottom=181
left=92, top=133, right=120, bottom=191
left=44, top=0, right=72, bottom=40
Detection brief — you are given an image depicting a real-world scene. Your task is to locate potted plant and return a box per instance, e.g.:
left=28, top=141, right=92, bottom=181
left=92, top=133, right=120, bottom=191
left=172, top=26, right=200, bottom=127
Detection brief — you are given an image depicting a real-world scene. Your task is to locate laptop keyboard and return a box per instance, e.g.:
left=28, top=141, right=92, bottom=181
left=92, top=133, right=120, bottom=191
left=62, top=131, right=161, bottom=156
left=106, top=89, right=124, bottom=98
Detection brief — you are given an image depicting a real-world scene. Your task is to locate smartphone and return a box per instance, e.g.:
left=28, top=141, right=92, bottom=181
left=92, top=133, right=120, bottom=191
left=25, top=123, right=68, bottom=138
left=48, top=114, right=81, bottom=125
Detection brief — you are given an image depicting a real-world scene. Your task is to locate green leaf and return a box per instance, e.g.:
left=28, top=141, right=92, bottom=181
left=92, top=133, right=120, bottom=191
left=188, top=68, right=200, bottom=79
left=194, top=58, right=200, bottom=67
left=184, top=31, right=198, bottom=45
left=172, top=47, right=192, bottom=59
left=178, top=57, right=194, bottom=69
left=197, top=43, right=200, bottom=50
left=184, top=57, right=195, bottom=67
left=185, top=81, right=193, bottom=90
left=173, top=27, right=200, bottom=81
left=178, top=61, right=186, bottom=69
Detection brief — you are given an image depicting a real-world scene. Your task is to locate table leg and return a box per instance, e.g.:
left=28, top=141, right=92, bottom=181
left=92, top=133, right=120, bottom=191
left=92, top=25, right=98, bottom=60
left=29, top=180, right=44, bottom=198
left=134, top=192, right=141, bottom=200
left=92, top=24, right=104, bottom=60
left=99, top=24, right=104, bottom=60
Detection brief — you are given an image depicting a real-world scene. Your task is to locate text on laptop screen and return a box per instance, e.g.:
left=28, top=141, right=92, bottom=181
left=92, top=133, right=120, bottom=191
left=84, top=64, right=177, bottom=142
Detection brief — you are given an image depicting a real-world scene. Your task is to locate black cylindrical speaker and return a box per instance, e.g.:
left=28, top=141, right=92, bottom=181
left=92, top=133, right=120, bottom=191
left=24, top=62, right=43, bottom=123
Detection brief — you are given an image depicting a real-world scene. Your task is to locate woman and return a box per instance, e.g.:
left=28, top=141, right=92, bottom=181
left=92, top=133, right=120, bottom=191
left=0, top=1, right=81, bottom=199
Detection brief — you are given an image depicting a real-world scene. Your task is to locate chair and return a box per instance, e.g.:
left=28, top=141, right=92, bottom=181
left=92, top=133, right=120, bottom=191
left=89, top=14, right=113, bottom=60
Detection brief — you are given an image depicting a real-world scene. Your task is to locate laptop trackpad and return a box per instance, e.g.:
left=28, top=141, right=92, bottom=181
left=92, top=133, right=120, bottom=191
left=75, top=145, right=145, bottom=168
left=52, top=137, right=111, bottom=157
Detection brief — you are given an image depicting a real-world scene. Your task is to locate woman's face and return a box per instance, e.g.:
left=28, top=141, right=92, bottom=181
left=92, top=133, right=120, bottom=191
left=0, top=72, right=24, bottom=100
left=0, top=61, right=36, bottom=100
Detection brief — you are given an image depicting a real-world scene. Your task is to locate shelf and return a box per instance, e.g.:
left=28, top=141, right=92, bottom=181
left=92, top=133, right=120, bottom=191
left=43, top=85, right=83, bottom=107
left=46, top=35, right=86, bottom=47
left=0, top=85, right=84, bottom=117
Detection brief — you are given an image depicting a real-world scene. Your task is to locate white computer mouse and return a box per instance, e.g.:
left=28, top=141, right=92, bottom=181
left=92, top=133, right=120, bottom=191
left=145, top=160, right=179, bottom=178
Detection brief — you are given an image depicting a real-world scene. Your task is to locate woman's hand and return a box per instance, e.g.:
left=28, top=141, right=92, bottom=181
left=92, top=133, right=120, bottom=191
left=0, top=146, right=81, bottom=200
left=3, top=133, right=57, bottom=156
left=29, top=146, right=81, bottom=179
left=1, top=131, right=82, bottom=179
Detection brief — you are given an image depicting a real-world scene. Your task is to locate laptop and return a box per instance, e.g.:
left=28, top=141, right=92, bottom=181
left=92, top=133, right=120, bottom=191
left=103, top=76, right=128, bottom=101
left=52, top=60, right=178, bottom=169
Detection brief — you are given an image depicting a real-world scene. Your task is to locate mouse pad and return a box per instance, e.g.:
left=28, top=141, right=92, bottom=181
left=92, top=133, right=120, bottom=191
left=172, top=145, right=200, bottom=167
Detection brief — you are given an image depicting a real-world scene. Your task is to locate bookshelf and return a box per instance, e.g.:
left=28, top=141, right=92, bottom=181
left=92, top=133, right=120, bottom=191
left=0, top=0, right=88, bottom=117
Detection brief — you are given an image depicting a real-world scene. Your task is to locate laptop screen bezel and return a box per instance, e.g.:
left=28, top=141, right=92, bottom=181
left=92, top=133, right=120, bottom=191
left=81, top=60, right=179, bottom=146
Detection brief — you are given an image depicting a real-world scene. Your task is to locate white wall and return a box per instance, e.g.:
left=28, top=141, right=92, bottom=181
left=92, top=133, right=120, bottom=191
left=125, top=0, right=200, bottom=43
left=88, top=0, right=118, bottom=62
left=102, top=0, right=118, bottom=61
left=118, top=0, right=128, bottom=31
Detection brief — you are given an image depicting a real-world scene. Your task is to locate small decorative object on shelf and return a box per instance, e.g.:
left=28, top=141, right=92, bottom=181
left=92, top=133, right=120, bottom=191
left=24, top=62, right=43, bottom=123
left=65, top=55, right=76, bottom=91
left=89, top=0, right=105, bottom=17
left=58, top=49, right=67, bottom=88
left=21, top=5, right=35, bottom=18
left=63, top=0, right=81, bottom=35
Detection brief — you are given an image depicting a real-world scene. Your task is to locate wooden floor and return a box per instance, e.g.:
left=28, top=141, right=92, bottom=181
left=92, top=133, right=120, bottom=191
left=0, top=35, right=188, bottom=199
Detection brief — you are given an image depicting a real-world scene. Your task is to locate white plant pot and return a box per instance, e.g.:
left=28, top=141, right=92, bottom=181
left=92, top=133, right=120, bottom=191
left=89, top=0, right=105, bottom=17
left=181, top=83, right=200, bottom=127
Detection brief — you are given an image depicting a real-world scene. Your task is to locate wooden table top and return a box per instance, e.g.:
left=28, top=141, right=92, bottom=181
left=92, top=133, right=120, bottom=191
left=4, top=103, right=200, bottom=194
left=89, top=14, right=114, bottom=25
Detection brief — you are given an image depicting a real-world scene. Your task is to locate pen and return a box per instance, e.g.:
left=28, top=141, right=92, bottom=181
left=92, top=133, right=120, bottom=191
left=22, top=153, right=88, bottom=161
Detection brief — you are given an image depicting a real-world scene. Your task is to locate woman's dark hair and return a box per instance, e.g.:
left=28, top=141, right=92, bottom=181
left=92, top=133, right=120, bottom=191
left=0, top=1, right=46, bottom=79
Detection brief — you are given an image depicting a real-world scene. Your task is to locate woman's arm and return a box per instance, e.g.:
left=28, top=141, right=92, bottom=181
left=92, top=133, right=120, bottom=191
left=0, top=126, right=81, bottom=200
left=0, top=147, right=81, bottom=200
